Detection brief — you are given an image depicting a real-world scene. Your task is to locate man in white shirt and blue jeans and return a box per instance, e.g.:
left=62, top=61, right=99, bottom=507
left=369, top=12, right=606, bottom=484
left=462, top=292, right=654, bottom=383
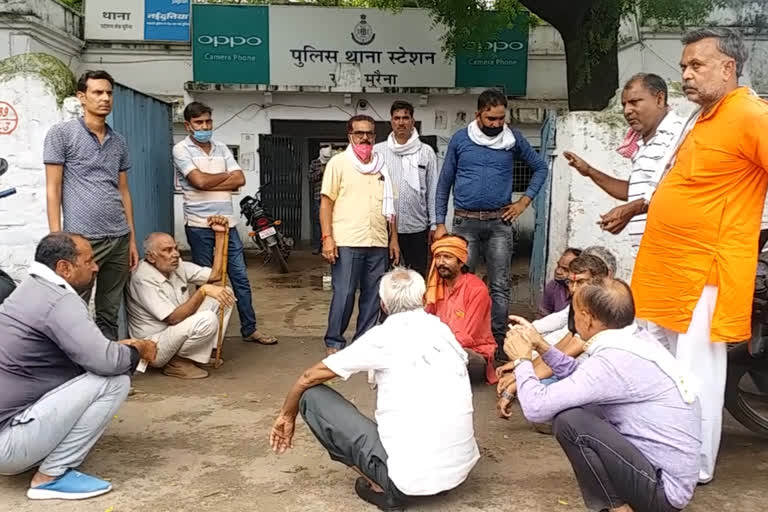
left=172, top=102, right=276, bottom=345
left=270, top=268, right=479, bottom=510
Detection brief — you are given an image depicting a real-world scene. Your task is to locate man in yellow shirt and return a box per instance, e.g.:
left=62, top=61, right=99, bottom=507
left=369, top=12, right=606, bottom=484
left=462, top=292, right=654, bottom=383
left=632, top=28, right=768, bottom=483
left=320, top=115, right=400, bottom=356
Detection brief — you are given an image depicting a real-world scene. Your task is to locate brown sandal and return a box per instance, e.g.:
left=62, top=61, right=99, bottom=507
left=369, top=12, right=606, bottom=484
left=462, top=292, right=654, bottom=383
left=243, top=331, right=278, bottom=345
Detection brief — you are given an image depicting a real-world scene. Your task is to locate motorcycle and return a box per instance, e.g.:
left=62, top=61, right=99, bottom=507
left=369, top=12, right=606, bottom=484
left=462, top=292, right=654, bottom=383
left=724, top=244, right=768, bottom=437
left=239, top=182, right=293, bottom=274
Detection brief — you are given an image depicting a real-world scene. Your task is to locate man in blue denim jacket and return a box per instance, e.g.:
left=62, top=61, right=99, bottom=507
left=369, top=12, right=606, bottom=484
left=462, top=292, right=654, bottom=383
left=435, top=89, right=549, bottom=360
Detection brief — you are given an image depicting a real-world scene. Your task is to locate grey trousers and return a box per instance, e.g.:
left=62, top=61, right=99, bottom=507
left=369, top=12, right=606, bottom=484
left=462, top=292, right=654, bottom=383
left=80, top=235, right=131, bottom=341
left=553, top=408, right=680, bottom=512
left=300, top=385, right=409, bottom=507
left=0, top=373, right=130, bottom=477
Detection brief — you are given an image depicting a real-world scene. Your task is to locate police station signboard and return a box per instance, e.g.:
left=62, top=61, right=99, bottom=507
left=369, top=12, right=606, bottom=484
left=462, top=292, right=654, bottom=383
left=190, top=5, right=528, bottom=94
left=269, top=6, right=454, bottom=89
left=85, top=0, right=190, bottom=41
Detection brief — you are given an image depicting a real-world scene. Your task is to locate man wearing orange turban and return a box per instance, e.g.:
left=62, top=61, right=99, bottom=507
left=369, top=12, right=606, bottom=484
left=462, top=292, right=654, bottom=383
left=425, top=235, right=498, bottom=384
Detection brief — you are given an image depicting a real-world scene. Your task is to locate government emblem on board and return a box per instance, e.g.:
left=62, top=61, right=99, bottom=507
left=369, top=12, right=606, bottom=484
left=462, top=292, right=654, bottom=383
left=351, top=14, right=375, bottom=45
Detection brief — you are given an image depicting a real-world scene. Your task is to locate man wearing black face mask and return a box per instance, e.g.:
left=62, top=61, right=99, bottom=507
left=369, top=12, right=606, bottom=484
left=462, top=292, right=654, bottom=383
left=435, top=89, right=550, bottom=361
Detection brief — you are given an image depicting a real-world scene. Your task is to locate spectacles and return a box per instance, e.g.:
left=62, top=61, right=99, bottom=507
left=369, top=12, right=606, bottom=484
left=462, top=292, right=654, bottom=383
left=350, top=130, right=375, bottom=139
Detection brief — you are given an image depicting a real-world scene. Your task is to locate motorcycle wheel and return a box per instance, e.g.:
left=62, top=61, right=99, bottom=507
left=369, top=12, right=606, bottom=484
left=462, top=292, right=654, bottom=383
left=272, top=244, right=289, bottom=274
left=724, top=342, right=768, bottom=437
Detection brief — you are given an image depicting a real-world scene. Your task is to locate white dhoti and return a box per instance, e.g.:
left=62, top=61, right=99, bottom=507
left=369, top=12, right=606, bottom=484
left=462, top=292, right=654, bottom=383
left=150, top=296, right=233, bottom=367
left=644, top=285, right=727, bottom=483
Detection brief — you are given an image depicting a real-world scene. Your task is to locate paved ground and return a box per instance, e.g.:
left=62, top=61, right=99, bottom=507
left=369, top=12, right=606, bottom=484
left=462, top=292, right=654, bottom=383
left=1, top=250, right=767, bottom=511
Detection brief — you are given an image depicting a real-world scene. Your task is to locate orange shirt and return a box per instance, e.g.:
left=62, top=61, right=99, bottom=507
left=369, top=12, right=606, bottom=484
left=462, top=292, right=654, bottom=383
left=426, top=273, right=498, bottom=383
left=632, top=87, right=768, bottom=342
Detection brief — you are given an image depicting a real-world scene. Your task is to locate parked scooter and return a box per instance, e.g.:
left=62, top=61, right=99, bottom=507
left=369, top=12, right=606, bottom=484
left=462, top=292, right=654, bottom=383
left=0, top=157, right=17, bottom=305
left=724, top=236, right=768, bottom=437
left=239, top=182, right=293, bottom=273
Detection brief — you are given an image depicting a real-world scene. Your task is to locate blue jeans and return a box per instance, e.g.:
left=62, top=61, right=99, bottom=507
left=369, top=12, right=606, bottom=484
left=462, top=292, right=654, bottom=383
left=185, top=226, right=257, bottom=338
left=324, top=247, right=388, bottom=349
left=453, top=217, right=513, bottom=350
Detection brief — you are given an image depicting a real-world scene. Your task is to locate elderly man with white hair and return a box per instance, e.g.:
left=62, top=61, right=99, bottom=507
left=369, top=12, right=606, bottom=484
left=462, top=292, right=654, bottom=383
left=270, top=267, right=480, bottom=511
left=125, top=216, right=234, bottom=379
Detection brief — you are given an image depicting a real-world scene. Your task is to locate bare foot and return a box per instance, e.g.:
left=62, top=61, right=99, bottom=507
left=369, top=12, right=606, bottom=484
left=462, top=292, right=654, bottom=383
left=326, top=347, right=340, bottom=357
left=30, top=471, right=58, bottom=488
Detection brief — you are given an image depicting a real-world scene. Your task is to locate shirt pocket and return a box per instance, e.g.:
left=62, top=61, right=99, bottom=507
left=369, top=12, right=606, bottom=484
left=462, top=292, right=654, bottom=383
left=691, top=136, right=741, bottom=182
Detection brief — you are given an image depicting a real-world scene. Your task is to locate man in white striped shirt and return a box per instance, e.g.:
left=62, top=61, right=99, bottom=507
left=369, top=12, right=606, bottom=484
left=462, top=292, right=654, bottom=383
left=375, top=101, right=438, bottom=276
left=564, top=74, right=685, bottom=256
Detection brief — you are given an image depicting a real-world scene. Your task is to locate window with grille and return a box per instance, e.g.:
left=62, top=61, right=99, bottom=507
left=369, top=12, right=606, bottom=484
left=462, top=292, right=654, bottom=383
left=513, top=147, right=540, bottom=193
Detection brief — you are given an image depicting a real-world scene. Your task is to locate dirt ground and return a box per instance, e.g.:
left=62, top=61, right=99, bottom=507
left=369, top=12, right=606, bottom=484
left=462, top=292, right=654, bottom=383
left=1, top=250, right=767, bottom=512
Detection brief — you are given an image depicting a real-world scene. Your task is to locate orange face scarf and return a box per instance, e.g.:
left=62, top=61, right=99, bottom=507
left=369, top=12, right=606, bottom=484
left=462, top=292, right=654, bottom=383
left=425, top=237, right=469, bottom=305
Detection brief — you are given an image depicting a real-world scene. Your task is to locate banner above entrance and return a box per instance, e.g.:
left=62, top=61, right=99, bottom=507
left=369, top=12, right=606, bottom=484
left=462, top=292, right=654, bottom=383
left=269, top=7, right=454, bottom=89
left=191, top=6, right=529, bottom=95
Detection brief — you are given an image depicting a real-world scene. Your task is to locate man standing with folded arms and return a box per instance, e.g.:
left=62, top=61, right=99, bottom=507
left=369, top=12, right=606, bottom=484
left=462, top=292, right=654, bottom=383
left=44, top=70, right=138, bottom=341
left=435, top=89, right=549, bottom=360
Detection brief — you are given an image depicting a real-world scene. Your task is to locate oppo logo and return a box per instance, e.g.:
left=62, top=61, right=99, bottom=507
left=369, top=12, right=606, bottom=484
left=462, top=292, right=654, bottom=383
left=464, top=40, right=525, bottom=53
left=197, top=35, right=263, bottom=48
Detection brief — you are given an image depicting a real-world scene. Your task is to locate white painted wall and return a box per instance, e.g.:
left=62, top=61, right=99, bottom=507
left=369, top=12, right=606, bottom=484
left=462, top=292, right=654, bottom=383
left=0, top=75, right=79, bottom=280
left=547, top=88, right=698, bottom=282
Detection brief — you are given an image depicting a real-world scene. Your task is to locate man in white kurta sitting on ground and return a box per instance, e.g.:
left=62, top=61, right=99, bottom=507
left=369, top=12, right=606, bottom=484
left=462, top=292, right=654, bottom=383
left=126, top=215, right=234, bottom=379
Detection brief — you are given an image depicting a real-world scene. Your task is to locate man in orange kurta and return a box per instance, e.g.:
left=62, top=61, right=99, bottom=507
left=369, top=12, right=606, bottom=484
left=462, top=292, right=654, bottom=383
left=425, top=236, right=498, bottom=384
left=632, top=28, right=768, bottom=484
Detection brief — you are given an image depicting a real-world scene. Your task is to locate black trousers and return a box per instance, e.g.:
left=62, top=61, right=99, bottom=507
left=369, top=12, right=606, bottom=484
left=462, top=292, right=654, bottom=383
left=553, top=408, right=680, bottom=512
left=398, top=230, right=429, bottom=277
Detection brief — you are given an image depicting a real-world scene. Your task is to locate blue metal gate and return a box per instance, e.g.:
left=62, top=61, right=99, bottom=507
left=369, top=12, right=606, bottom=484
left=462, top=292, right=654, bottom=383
left=107, top=83, right=175, bottom=338
left=529, top=111, right=557, bottom=306
left=107, top=83, right=175, bottom=254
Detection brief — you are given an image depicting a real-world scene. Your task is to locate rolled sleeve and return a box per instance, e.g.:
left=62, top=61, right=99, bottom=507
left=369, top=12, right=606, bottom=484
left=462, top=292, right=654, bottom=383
left=172, top=144, right=198, bottom=177
left=321, top=328, right=387, bottom=380
left=182, top=261, right=212, bottom=286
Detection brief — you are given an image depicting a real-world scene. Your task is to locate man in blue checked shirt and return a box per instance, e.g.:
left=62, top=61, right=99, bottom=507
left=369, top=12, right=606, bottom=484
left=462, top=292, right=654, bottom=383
left=435, top=89, right=549, bottom=360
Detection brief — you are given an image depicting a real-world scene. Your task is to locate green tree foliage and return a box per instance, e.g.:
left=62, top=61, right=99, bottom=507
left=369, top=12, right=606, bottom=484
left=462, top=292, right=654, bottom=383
left=367, top=0, right=726, bottom=110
